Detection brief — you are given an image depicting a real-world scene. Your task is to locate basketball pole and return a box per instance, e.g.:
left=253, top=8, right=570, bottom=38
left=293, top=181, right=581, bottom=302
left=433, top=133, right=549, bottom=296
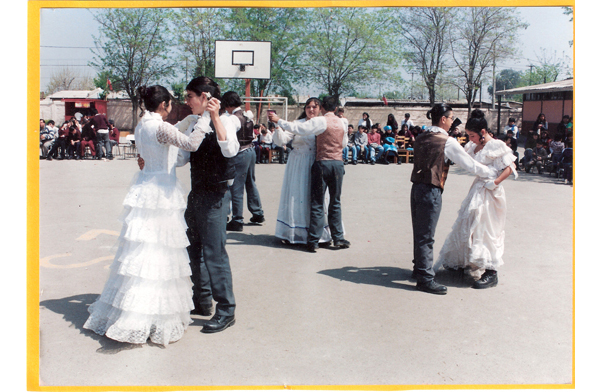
left=245, top=79, right=251, bottom=112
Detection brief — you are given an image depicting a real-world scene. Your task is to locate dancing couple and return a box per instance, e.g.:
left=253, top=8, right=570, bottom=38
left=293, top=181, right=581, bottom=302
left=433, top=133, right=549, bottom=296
left=84, top=76, right=239, bottom=346
left=410, top=104, right=517, bottom=295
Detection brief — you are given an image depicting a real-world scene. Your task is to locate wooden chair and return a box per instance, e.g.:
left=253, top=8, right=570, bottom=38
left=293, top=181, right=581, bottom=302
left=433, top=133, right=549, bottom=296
left=397, top=136, right=414, bottom=163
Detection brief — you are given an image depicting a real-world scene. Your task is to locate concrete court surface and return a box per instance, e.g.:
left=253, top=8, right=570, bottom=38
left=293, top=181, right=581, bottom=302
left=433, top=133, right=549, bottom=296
left=37, top=156, right=573, bottom=389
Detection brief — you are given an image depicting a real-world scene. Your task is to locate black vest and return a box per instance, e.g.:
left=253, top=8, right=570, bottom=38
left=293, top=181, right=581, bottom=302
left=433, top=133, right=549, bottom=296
left=232, top=109, right=254, bottom=149
left=189, top=121, right=235, bottom=194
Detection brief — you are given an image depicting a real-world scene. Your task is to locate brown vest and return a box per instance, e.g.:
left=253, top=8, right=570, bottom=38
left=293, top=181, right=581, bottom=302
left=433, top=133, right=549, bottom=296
left=316, top=112, right=345, bottom=161
left=410, top=131, right=450, bottom=189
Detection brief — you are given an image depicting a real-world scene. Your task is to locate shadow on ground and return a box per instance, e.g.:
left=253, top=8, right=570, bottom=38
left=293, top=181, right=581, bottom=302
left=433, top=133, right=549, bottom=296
left=40, top=294, right=206, bottom=353
left=317, top=266, right=416, bottom=291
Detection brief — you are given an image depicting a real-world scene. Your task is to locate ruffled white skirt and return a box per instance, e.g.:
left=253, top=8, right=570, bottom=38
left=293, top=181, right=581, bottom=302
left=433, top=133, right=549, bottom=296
left=436, top=178, right=506, bottom=279
left=83, top=171, right=194, bottom=346
left=275, top=149, right=332, bottom=244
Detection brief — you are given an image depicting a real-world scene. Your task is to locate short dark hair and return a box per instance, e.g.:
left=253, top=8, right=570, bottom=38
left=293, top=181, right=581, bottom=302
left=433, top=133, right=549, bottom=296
left=321, top=96, right=338, bottom=112
left=426, top=103, right=452, bottom=125
left=221, top=91, right=243, bottom=108
left=185, top=76, right=221, bottom=100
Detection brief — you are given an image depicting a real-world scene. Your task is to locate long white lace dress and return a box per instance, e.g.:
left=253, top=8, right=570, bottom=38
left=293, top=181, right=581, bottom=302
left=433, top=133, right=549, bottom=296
left=272, top=122, right=333, bottom=244
left=436, top=139, right=517, bottom=278
left=83, top=111, right=209, bottom=346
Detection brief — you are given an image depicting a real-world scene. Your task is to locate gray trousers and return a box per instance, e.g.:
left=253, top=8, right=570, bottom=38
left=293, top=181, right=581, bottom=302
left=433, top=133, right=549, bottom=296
left=229, top=148, right=264, bottom=223
left=308, top=160, right=345, bottom=245
left=185, top=189, right=236, bottom=317
left=410, top=182, right=443, bottom=283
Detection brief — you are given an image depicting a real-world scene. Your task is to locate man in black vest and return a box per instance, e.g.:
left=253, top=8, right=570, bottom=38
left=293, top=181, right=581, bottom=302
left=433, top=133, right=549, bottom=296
left=221, top=91, right=265, bottom=232
left=177, top=77, right=240, bottom=333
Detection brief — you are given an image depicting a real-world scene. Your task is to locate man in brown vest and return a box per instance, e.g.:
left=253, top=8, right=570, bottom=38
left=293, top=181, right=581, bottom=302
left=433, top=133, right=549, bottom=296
left=269, top=96, right=349, bottom=253
left=410, top=104, right=496, bottom=295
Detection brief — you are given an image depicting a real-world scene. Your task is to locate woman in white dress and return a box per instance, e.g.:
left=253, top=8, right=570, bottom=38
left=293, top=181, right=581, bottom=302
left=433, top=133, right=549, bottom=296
left=83, top=85, right=220, bottom=346
left=436, top=109, right=517, bottom=289
left=272, top=97, right=333, bottom=245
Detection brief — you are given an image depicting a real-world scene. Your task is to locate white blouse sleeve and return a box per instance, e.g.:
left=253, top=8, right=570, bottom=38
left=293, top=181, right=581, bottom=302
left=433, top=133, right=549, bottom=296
left=277, top=116, right=327, bottom=137
left=444, top=137, right=494, bottom=179
left=273, top=126, right=294, bottom=146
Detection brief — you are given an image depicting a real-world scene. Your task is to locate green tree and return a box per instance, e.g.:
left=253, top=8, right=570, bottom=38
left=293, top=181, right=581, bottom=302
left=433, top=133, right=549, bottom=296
left=487, top=68, right=522, bottom=100
left=450, top=7, right=528, bottom=116
left=302, top=8, right=403, bottom=103
left=170, top=8, right=227, bottom=80
left=90, top=8, right=176, bottom=128
left=393, top=7, right=455, bottom=104
left=222, top=8, right=308, bottom=102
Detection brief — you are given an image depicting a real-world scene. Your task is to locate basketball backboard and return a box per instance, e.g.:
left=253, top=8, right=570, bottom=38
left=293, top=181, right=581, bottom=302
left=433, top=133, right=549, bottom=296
left=215, top=40, right=272, bottom=80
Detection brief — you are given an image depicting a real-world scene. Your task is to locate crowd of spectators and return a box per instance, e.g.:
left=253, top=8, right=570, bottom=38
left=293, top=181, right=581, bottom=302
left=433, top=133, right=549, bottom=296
left=40, top=109, right=120, bottom=161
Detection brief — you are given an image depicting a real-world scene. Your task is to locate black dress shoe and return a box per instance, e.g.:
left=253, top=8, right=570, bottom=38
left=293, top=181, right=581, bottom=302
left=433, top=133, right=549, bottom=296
left=250, top=214, right=265, bottom=224
left=472, top=270, right=498, bottom=289
left=416, top=280, right=447, bottom=295
left=226, top=221, right=243, bottom=231
left=306, top=243, right=318, bottom=253
left=319, top=241, right=332, bottom=247
left=201, top=315, right=235, bottom=334
left=333, top=239, right=351, bottom=248
left=191, top=303, right=213, bottom=316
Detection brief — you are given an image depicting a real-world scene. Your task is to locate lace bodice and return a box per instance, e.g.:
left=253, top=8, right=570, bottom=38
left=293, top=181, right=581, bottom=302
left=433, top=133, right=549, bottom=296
left=134, top=111, right=209, bottom=174
left=464, top=139, right=517, bottom=178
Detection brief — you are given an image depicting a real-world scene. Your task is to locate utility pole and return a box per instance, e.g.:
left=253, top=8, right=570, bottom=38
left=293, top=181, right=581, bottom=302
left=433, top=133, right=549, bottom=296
left=529, top=64, right=534, bottom=85
left=491, top=43, right=496, bottom=109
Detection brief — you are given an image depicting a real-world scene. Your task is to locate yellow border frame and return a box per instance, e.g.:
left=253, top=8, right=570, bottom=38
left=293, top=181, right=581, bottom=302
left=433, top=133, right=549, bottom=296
left=28, top=1, right=576, bottom=391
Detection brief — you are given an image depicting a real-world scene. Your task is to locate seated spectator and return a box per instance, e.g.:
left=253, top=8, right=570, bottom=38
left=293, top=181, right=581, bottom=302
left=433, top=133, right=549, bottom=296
left=540, top=130, right=551, bottom=151
left=532, top=113, right=548, bottom=136
left=410, top=125, right=422, bottom=141
left=253, top=124, right=262, bottom=163
left=548, top=134, right=565, bottom=173
left=40, top=120, right=57, bottom=159
left=505, top=129, right=520, bottom=170
left=555, top=115, right=570, bottom=143
left=381, top=126, right=399, bottom=165
left=108, top=120, right=120, bottom=158
left=269, top=123, right=286, bottom=164
left=358, top=112, right=372, bottom=131
left=343, top=124, right=357, bottom=165
left=353, top=125, right=369, bottom=163
left=80, top=117, right=97, bottom=159
left=67, top=123, right=82, bottom=160
left=259, top=125, right=274, bottom=163
left=524, top=140, right=548, bottom=174
left=559, top=141, right=573, bottom=184
left=503, top=117, right=519, bottom=141
left=367, top=126, right=383, bottom=165
left=522, top=132, right=540, bottom=168
left=46, top=121, right=70, bottom=160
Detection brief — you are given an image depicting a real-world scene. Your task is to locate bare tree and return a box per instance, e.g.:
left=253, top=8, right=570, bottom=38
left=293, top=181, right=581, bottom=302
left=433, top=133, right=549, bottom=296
left=450, top=7, right=528, bottom=116
left=46, top=67, right=95, bottom=95
left=394, top=7, right=455, bottom=104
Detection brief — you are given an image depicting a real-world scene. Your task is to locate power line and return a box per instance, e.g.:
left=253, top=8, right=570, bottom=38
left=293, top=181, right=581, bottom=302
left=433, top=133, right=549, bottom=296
left=41, top=45, right=94, bottom=49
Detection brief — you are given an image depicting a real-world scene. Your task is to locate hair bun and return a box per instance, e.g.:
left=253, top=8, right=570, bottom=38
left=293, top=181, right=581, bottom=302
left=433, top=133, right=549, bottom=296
left=470, top=109, right=485, bottom=119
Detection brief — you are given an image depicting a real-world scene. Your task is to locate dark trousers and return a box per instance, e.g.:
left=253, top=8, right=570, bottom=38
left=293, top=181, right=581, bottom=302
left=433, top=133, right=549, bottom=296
left=185, top=188, right=235, bottom=317
left=95, top=132, right=111, bottom=158
left=229, top=148, right=264, bottom=224
left=410, top=183, right=443, bottom=283
left=48, top=138, right=67, bottom=158
left=308, top=160, right=345, bottom=245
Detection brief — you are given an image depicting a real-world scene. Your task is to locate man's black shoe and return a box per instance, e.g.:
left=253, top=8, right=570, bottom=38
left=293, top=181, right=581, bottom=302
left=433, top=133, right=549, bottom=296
left=472, top=270, right=498, bottom=289
left=250, top=214, right=265, bottom=224
left=352, top=161, right=357, bottom=165
left=416, top=280, right=447, bottom=295
left=333, top=239, right=351, bottom=248
left=306, top=243, right=318, bottom=253
left=201, top=315, right=235, bottom=333
left=191, top=303, right=213, bottom=316
left=226, top=221, right=243, bottom=231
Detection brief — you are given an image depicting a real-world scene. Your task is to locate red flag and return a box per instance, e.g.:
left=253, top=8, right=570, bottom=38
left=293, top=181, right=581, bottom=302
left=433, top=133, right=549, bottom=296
left=382, top=95, right=388, bottom=106
left=107, top=79, right=113, bottom=91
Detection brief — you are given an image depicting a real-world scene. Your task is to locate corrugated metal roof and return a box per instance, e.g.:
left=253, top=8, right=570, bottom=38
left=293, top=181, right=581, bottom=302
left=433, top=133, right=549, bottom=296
left=496, top=78, right=573, bottom=96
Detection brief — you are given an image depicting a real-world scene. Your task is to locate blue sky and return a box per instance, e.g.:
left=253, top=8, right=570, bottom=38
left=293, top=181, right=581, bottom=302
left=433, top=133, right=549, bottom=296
left=39, top=6, right=573, bottom=97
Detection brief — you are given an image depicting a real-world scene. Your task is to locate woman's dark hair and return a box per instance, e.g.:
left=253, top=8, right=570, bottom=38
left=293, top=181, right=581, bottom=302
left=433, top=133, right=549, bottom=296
left=426, top=103, right=453, bottom=125
left=298, top=97, right=322, bottom=120
left=137, top=85, right=173, bottom=114
left=185, top=76, right=221, bottom=100
left=536, top=113, right=546, bottom=121
left=465, top=109, right=488, bottom=143
left=221, top=91, right=243, bottom=108
left=387, top=113, right=398, bottom=130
